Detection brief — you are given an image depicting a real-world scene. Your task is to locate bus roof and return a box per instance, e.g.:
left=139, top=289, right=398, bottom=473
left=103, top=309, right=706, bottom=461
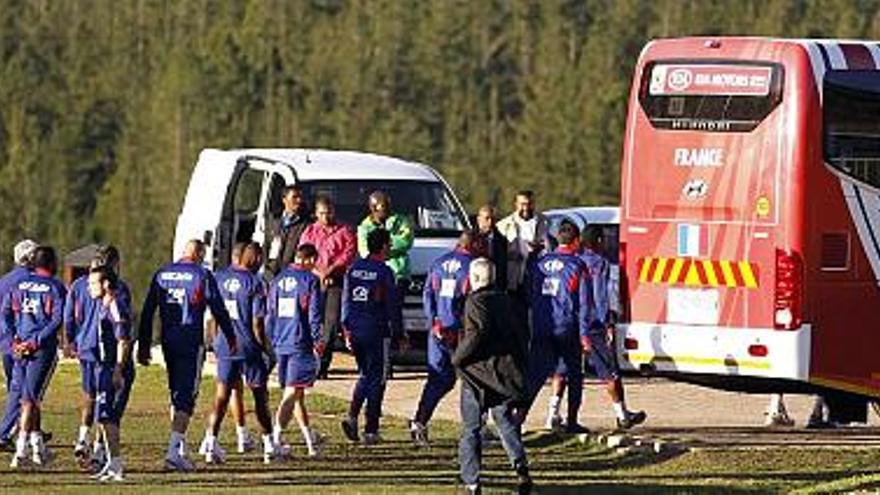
left=640, top=37, right=880, bottom=71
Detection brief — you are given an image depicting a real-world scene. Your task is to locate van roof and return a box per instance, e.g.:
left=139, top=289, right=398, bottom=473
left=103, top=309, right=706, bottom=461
left=203, top=148, right=440, bottom=182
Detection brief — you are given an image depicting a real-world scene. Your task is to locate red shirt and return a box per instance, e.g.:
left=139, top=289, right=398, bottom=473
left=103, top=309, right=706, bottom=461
left=299, top=222, right=357, bottom=280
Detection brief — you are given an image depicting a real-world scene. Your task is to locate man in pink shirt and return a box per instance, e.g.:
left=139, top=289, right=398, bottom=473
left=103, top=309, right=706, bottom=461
left=298, top=196, right=357, bottom=377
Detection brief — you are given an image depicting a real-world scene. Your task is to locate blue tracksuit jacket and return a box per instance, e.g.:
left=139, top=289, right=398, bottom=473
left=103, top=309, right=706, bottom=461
left=423, top=249, right=473, bottom=332
left=1, top=270, right=67, bottom=350
left=138, top=259, right=235, bottom=356
left=528, top=246, right=594, bottom=338
left=66, top=275, right=133, bottom=361
left=267, top=265, right=322, bottom=355
left=579, top=248, right=609, bottom=332
left=0, top=267, right=31, bottom=354
left=214, top=265, right=267, bottom=359
left=342, top=256, right=402, bottom=341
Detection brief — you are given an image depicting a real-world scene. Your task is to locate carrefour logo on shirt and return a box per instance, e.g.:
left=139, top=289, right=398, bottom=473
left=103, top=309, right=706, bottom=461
left=280, top=277, right=299, bottom=291
left=160, top=272, right=194, bottom=281
left=542, top=259, right=565, bottom=273
left=441, top=259, right=463, bottom=274
left=223, top=278, right=242, bottom=293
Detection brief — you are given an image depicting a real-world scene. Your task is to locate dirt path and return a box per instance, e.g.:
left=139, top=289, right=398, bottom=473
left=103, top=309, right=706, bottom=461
left=186, top=350, right=880, bottom=448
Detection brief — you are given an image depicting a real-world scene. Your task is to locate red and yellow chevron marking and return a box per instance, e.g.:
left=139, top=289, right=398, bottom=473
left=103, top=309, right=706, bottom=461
left=637, top=257, right=759, bottom=289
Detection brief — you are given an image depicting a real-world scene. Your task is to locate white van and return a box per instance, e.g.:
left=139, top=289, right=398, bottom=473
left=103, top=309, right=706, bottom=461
left=174, top=148, right=470, bottom=354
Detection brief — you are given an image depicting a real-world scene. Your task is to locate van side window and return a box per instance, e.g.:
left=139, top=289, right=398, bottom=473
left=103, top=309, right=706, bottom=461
left=234, top=168, right=264, bottom=214
left=267, top=174, right=286, bottom=218
left=824, top=71, right=880, bottom=187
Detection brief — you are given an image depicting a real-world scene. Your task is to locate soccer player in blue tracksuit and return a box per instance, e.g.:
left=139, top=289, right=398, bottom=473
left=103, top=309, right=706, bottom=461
left=2, top=246, right=66, bottom=468
left=83, top=265, right=133, bottom=482
left=410, top=230, right=486, bottom=446
left=65, top=245, right=134, bottom=467
left=199, top=242, right=277, bottom=465
left=0, top=239, right=38, bottom=451
left=580, top=225, right=645, bottom=430
left=544, top=224, right=646, bottom=431
left=138, top=239, right=237, bottom=471
left=340, top=229, right=406, bottom=445
left=267, top=243, right=324, bottom=457
left=526, top=222, right=594, bottom=434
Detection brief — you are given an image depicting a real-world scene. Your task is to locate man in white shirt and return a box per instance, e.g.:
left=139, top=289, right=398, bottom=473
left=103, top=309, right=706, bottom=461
left=496, top=190, right=551, bottom=296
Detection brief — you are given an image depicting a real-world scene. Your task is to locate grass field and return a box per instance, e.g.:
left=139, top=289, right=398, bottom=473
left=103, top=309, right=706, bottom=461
left=1, top=363, right=879, bottom=494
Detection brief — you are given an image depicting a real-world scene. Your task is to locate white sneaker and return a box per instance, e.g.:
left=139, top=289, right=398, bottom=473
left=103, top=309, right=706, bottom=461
left=765, top=411, right=795, bottom=427
left=98, top=459, right=124, bottom=482
left=73, top=440, right=89, bottom=460
left=263, top=443, right=283, bottom=464
left=197, top=436, right=209, bottom=455
left=409, top=420, right=429, bottom=447
left=544, top=414, right=563, bottom=431
left=204, top=443, right=227, bottom=464
left=307, top=430, right=323, bottom=457
left=90, top=460, right=111, bottom=480
left=237, top=432, right=256, bottom=454
left=9, top=453, right=28, bottom=469
left=164, top=452, right=196, bottom=472
left=91, top=443, right=107, bottom=468
left=32, top=447, right=52, bottom=467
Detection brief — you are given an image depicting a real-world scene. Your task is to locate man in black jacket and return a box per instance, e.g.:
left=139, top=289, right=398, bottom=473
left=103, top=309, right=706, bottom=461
left=452, top=257, right=531, bottom=495
left=266, top=185, right=311, bottom=275
left=475, top=205, right=508, bottom=291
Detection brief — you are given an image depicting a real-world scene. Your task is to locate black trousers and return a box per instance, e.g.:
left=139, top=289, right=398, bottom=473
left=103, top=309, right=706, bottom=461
left=319, top=285, right=343, bottom=376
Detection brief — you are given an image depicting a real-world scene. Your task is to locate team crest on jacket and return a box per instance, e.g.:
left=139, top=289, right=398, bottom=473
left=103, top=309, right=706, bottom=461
left=352, top=286, right=369, bottom=302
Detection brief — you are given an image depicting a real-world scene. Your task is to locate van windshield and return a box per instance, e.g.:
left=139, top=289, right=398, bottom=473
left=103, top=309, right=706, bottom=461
left=294, top=179, right=467, bottom=237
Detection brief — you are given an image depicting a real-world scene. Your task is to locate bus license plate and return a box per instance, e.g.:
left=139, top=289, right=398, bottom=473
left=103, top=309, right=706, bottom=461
left=667, top=288, right=719, bottom=325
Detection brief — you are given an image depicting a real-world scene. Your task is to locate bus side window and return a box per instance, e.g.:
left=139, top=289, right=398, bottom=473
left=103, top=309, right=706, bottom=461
left=824, top=71, right=880, bottom=187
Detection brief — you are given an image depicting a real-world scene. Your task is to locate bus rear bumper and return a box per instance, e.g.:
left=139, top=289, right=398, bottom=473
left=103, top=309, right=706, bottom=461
left=616, top=322, right=811, bottom=381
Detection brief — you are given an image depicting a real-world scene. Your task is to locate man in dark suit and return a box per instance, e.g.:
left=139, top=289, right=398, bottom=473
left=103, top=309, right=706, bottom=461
left=475, top=205, right=508, bottom=292
left=266, top=185, right=311, bottom=276
left=452, top=258, right=531, bottom=495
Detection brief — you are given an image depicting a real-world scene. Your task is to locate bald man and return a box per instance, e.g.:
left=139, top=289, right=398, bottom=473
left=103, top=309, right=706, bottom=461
left=475, top=205, right=508, bottom=291
left=138, top=239, right=238, bottom=471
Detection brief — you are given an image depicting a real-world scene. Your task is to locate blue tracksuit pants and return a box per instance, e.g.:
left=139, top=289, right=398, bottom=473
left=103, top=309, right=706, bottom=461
left=349, top=335, right=389, bottom=433
left=414, top=334, right=456, bottom=425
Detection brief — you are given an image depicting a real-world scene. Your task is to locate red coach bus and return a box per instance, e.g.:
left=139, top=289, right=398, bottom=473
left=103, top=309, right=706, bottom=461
left=617, top=37, right=880, bottom=403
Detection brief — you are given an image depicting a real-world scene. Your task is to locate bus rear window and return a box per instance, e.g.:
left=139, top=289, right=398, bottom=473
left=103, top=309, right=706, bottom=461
left=639, top=61, right=784, bottom=132
left=824, top=71, right=880, bottom=187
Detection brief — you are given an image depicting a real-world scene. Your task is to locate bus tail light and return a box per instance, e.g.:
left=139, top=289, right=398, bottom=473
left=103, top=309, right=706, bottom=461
left=624, top=338, right=639, bottom=350
left=748, top=344, right=768, bottom=357
left=774, top=249, right=804, bottom=330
